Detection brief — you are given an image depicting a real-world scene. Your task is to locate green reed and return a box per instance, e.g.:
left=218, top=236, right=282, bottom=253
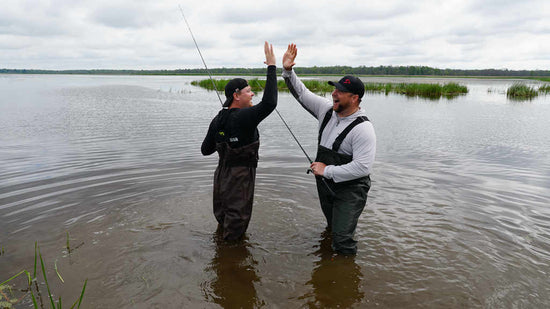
left=538, top=84, right=550, bottom=93
left=368, top=82, right=468, bottom=98
left=192, top=79, right=468, bottom=99
left=190, top=78, right=333, bottom=93
left=0, top=241, right=87, bottom=309
left=507, top=83, right=539, bottom=99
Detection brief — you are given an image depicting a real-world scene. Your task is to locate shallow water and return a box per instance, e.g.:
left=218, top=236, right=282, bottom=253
left=1, top=74, right=550, bottom=308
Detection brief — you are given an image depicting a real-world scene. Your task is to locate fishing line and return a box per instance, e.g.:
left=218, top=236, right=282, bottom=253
left=276, top=108, right=314, bottom=163
left=252, top=80, right=313, bottom=163
left=178, top=5, right=223, bottom=106
left=178, top=6, right=312, bottom=162
left=179, top=6, right=334, bottom=196
left=253, top=80, right=336, bottom=197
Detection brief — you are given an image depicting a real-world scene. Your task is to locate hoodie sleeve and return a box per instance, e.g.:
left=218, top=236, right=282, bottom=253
left=323, top=121, right=376, bottom=182
left=282, top=68, right=332, bottom=119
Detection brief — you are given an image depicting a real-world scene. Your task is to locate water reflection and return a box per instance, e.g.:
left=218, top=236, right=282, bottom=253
left=204, top=230, right=262, bottom=308
left=305, top=230, right=364, bottom=308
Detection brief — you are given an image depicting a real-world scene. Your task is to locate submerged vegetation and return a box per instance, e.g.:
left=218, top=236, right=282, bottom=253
left=191, top=79, right=469, bottom=99
left=0, top=238, right=87, bottom=308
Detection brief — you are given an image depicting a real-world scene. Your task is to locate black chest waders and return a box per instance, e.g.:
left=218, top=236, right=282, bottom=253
left=213, top=141, right=259, bottom=241
left=315, top=110, right=371, bottom=255
left=212, top=109, right=260, bottom=240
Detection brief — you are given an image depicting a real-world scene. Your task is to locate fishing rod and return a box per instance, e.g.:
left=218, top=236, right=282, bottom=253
left=252, top=80, right=335, bottom=197
left=179, top=6, right=335, bottom=196
left=178, top=6, right=311, bottom=160
left=277, top=108, right=314, bottom=164
left=178, top=5, right=223, bottom=106
left=255, top=80, right=313, bottom=163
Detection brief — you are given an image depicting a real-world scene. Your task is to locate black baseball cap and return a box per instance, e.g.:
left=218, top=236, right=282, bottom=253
left=223, top=78, right=249, bottom=107
left=328, top=75, right=365, bottom=98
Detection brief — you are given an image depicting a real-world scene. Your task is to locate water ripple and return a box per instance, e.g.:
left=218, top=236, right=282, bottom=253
left=2, top=76, right=550, bottom=307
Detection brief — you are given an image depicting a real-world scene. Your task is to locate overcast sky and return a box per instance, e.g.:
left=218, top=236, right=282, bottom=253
left=1, top=0, right=549, bottom=70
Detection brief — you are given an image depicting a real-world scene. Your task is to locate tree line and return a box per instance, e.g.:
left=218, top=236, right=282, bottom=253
left=1, top=66, right=549, bottom=77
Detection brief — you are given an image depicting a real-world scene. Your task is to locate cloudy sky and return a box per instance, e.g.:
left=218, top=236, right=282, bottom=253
left=1, top=0, right=549, bottom=70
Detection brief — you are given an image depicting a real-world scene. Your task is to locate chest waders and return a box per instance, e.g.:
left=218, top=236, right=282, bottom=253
left=212, top=110, right=260, bottom=241
left=315, top=110, right=371, bottom=255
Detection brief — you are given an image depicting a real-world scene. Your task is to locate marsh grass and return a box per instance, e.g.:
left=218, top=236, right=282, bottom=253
left=190, top=78, right=332, bottom=93
left=364, top=82, right=468, bottom=98
left=192, top=79, right=468, bottom=99
left=507, top=83, right=539, bottom=100
left=538, top=84, right=550, bottom=93
left=0, top=241, right=87, bottom=308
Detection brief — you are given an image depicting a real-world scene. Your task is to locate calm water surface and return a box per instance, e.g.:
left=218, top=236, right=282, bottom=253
left=1, top=74, right=550, bottom=308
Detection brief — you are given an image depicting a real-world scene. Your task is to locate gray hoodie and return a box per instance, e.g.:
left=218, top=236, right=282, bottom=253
left=282, top=69, right=376, bottom=183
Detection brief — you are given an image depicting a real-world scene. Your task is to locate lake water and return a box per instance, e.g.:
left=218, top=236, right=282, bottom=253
left=1, top=74, right=549, bottom=308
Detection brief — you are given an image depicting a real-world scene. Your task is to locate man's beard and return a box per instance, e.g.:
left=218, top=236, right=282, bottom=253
left=333, top=101, right=344, bottom=113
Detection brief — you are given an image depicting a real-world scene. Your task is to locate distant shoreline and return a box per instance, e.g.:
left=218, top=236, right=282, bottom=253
left=1, top=67, right=549, bottom=82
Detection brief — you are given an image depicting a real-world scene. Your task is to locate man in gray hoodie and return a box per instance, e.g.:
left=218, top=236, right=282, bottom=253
left=282, top=43, right=376, bottom=255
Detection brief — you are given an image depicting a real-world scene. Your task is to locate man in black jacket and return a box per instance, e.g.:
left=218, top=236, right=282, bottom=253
left=201, top=42, right=277, bottom=241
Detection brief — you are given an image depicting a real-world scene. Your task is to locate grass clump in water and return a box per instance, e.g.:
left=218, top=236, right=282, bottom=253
left=538, top=84, right=550, bottom=93
left=442, top=83, right=469, bottom=96
left=394, top=83, right=442, bottom=97
left=190, top=78, right=271, bottom=92
left=0, top=241, right=87, bottom=308
left=365, top=82, right=468, bottom=98
left=506, top=83, right=538, bottom=100
left=192, top=78, right=469, bottom=99
left=191, top=78, right=332, bottom=93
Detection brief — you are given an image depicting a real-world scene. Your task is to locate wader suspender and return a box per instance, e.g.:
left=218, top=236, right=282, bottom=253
left=214, top=109, right=259, bottom=168
left=318, top=109, right=369, bottom=151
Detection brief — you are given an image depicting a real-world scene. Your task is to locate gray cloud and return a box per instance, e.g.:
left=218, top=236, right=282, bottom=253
left=1, top=0, right=549, bottom=70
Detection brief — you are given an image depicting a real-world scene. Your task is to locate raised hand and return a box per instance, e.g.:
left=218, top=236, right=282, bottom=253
left=283, top=43, right=297, bottom=71
left=264, top=41, right=275, bottom=66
